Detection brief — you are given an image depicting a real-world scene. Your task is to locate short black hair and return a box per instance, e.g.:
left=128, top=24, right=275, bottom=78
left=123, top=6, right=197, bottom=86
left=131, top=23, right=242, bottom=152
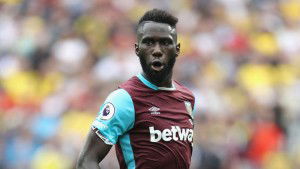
left=138, top=9, right=178, bottom=28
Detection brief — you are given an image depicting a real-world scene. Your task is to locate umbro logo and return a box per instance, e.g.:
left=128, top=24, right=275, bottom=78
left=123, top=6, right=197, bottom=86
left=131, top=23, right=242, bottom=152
left=149, top=106, right=160, bottom=115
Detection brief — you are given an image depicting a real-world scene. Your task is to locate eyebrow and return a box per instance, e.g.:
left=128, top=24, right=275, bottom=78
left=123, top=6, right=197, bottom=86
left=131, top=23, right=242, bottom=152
left=141, top=35, right=173, bottom=41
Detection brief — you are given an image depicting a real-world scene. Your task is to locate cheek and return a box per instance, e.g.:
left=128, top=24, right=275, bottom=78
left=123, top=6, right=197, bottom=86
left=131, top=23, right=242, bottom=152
left=138, top=49, right=151, bottom=63
left=165, top=47, right=177, bottom=57
left=138, top=46, right=150, bottom=55
left=139, top=48, right=151, bottom=57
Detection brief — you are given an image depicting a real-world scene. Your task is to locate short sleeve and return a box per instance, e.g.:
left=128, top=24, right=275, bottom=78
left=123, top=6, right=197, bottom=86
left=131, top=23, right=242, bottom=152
left=92, top=89, right=135, bottom=145
left=192, top=101, right=196, bottom=118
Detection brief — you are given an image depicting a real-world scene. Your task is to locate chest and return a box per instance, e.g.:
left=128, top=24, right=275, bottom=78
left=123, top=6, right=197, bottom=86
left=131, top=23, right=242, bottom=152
left=132, top=92, right=194, bottom=132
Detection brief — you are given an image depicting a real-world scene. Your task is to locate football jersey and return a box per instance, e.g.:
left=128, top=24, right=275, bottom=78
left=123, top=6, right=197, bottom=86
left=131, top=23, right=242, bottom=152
left=92, top=73, right=195, bottom=169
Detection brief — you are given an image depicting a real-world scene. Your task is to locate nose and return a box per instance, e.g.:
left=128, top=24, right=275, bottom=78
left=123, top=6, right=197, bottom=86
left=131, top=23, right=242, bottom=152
left=152, top=43, right=163, bottom=57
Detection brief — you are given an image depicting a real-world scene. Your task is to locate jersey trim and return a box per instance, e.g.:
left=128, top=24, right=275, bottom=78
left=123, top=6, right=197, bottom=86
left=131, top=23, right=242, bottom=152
left=137, top=73, right=176, bottom=91
left=92, top=126, right=114, bottom=145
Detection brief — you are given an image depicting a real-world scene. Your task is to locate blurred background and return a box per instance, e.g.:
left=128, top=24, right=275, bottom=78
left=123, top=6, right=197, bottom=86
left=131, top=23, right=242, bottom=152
left=0, top=0, right=300, bottom=168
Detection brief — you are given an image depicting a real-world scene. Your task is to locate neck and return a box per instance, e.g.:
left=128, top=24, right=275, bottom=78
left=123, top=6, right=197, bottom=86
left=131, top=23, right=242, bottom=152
left=142, top=71, right=173, bottom=88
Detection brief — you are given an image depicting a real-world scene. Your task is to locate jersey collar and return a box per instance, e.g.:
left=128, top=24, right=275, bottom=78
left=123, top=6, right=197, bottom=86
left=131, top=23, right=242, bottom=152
left=137, top=73, right=176, bottom=91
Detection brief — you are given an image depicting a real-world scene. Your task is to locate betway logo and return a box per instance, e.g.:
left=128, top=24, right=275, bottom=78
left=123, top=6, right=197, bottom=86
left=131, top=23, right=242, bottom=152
left=149, top=126, right=193, bottom=142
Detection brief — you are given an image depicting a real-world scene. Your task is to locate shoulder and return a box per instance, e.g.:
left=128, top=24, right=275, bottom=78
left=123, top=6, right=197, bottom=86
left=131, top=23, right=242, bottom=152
left=119, top=76, right=141, bottom=89
left=93, top=89, right=135, bottom=145
left=174, top=80, right=195, bottom=100
left=118, top=75, right=151, bottom=96
left=106, top=88, right=132, bottom=102
left=97, top=88, right=135, bottom=125
left=174, top=81, right=195, bottom=105
left=173, top=81, right=196, bottom=113
left=104, top=88, right=134, bottom=113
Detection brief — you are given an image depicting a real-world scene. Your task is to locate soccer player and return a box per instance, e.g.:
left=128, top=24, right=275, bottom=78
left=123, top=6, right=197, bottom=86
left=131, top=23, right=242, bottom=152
left=77, top=9, right=195, bottom=169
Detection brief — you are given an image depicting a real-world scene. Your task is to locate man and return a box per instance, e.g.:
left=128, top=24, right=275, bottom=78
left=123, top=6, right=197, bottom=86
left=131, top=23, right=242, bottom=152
left=77, top=9, right=195, bottom=169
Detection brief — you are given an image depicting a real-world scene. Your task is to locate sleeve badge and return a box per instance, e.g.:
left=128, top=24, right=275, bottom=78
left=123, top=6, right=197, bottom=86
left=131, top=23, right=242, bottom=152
left=99, top=102, right=115, bottom=120
left=184, top=101, right=193, bottom=118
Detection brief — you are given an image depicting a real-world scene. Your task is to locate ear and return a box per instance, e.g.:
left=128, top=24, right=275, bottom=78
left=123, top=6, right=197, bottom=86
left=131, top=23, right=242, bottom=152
left=135, top=43, right=139, bottom=57
left=175, top=43, right=180, bottom=57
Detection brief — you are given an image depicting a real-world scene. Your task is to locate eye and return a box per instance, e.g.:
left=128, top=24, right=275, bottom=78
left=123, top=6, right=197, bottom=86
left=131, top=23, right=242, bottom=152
left=161, top=39, right=172, bottom=46
left=143, top=39, right=154, bottom=46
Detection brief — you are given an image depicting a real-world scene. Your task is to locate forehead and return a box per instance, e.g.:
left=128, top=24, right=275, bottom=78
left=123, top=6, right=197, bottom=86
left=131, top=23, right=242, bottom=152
left=139, top=22, right=176, bottom=38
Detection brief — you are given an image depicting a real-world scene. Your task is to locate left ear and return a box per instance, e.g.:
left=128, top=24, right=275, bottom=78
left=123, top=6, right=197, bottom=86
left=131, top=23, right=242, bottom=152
left=135, top=43, right=140, bottom=57
left=175, top=43, right=180, bottom=57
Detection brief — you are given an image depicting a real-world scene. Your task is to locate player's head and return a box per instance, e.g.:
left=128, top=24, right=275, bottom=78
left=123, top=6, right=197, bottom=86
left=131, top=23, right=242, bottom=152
left=135, top=9, right=180, bottom=85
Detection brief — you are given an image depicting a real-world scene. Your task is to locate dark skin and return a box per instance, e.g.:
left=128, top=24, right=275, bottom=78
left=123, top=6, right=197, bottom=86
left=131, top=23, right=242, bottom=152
left=136, top=21, right=180, bottom=87
left=76, top=21, right=180, bottom=169
left=76, top=129, right=112, bottom=169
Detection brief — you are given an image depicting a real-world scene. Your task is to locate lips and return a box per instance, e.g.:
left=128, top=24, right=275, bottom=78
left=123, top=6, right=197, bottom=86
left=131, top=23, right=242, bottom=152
left=151, top=60, right=164, bottom=71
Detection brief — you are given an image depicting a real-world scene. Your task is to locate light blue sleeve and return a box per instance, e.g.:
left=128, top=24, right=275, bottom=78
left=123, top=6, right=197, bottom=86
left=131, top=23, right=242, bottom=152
left=192, top=101, right=196, bottom=118
left=92, top=89, right=135, bottom=145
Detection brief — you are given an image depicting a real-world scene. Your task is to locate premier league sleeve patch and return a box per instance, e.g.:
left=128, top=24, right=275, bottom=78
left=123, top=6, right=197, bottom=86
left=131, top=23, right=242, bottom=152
left=92, top=89, right=135, bottom=145
left=99, top=102, right=115, bottom=120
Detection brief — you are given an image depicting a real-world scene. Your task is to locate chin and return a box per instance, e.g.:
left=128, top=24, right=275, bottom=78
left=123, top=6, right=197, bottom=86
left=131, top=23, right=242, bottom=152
left=148, top=68, right=170, bottom=83
left=139, top=58, right=175, bottom=84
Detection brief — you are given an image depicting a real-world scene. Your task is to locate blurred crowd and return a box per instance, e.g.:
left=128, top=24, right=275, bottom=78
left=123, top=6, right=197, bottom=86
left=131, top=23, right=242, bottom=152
left=0, top=0, right=300, bottom=168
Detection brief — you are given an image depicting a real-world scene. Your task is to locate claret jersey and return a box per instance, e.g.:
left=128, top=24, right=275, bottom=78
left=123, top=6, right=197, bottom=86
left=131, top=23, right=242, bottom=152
left=92, top=73, right=195, bottom=169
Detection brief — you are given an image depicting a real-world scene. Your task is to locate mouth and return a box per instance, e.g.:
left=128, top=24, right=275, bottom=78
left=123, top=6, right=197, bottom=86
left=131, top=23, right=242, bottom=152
left=151, top=60, right=164, bottom=72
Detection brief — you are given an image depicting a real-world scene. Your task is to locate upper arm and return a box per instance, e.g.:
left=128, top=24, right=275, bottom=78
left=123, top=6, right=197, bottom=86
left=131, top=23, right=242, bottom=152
left=77, top=89, right=135, bottom=168
left=77, top=128, right=112, bottom=168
